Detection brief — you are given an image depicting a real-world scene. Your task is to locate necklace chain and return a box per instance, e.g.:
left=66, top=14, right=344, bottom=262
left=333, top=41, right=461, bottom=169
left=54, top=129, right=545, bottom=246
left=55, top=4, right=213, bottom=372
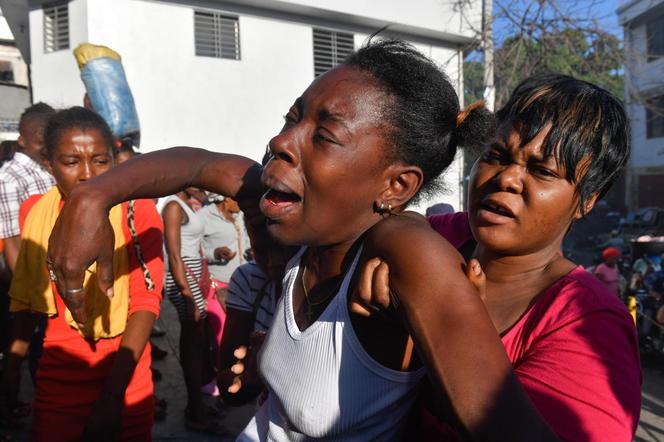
left=301, top=264, right=342, bottom=323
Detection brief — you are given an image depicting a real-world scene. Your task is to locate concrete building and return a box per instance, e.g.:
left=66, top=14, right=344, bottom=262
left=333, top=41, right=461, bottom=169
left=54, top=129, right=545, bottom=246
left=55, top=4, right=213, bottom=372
left=618, top=0, right=664, bottom=209
left=0, top=9, right=29, bottom=141
left=1, top=0, right=483, bottom=211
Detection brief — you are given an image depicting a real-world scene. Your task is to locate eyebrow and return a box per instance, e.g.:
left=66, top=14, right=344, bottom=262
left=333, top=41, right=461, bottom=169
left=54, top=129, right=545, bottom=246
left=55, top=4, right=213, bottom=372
left=293, top=97, right=303, bottom=114
left=317, top=107, right=351, bottom=136
left=498, top=137, right=557, bottom=164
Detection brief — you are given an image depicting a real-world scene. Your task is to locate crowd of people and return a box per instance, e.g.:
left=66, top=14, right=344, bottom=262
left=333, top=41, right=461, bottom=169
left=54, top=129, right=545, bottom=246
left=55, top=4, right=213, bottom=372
left=0, top=38, right=648, bottom=441
left=0, top=104, right=250, bottom=438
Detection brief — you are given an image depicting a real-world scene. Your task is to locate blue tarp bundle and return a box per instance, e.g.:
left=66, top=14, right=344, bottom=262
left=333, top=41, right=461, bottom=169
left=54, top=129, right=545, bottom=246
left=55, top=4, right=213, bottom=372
left=81, top=57, right=140, bottom=142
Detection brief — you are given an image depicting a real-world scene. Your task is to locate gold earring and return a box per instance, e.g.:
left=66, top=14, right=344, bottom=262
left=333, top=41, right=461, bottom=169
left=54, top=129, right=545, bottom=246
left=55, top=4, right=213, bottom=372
left=387, top=203, right=392, bottom=212
left=379, top=202, right=385, bottom=210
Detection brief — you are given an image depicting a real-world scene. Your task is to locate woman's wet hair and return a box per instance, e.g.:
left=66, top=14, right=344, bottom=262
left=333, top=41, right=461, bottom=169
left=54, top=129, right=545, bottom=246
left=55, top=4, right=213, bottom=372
left=344, top=39, right=495, bottom=203
left=44, top=106, right=115, bottom=160
left=497, top=74, right=630, bottom=215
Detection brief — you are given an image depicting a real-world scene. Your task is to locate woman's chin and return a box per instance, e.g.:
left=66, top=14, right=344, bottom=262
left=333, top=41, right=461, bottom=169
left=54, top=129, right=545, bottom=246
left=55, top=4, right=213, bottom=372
left=266, top=222, right=303, bottom=246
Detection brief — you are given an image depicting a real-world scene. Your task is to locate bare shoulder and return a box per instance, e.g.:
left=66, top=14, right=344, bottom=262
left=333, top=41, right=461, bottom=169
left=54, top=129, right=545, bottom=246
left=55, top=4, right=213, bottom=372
left=162, top=200, right=186, bottom=225
left=365, top=212, right=464, bottom=268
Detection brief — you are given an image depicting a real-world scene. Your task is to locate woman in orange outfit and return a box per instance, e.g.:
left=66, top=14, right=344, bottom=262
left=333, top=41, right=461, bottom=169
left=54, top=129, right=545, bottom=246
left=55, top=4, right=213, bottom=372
left=3, top=107, right=163, bottom=441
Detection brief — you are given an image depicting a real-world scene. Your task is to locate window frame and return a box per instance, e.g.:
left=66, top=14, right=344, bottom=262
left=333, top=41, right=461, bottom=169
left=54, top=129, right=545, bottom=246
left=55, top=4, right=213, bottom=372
left=646, top=95, right=664, bottom=139
left=194, top=9, right=241, bottom=60
left=43, top=0, right=70, bottom=54
left=312, top=27, right=354, bottom=78
left=646, top=14, right=664, bottom=63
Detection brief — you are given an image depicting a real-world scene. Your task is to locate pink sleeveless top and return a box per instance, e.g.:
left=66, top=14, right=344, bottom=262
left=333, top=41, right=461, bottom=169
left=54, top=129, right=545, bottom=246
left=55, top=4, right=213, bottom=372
left=417, top=213, right=641, bottom=442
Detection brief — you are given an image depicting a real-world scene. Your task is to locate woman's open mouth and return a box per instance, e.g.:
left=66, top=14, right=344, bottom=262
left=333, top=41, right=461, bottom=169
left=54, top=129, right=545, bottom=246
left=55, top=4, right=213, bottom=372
left=476, top=200, right=516, bottom=225
left=259, top=187, right=302, bottom=220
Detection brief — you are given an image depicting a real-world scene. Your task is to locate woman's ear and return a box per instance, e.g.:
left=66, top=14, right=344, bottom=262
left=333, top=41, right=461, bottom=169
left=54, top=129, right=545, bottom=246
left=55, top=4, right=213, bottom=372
left=377, top=164, right=423, bottom=211
left=574, top=193, right=600, bottom=219
left=45, top=158, right=54, bottom=175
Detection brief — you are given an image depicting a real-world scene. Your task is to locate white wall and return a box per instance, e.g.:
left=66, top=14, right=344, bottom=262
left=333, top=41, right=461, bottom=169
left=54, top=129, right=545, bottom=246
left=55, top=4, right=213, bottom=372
left=282, top=0, right=480, bottom=39
left=79, top=0, right=312, bottom=161
left=0, top=12, right=13, bottom=39
left=29, top=0, right=467, bottom=210
left=627, top=101, right=664, bottom=169
left=622, top=13, right=664, bottom=170
left=30, top=0, right=88, bottom=107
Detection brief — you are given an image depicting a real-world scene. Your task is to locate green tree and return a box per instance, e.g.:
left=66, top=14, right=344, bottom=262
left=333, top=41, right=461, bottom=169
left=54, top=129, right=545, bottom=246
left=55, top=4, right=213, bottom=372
left=493, top=28, right=623, bottom=107
left=463, top=60, right=485, bottom=106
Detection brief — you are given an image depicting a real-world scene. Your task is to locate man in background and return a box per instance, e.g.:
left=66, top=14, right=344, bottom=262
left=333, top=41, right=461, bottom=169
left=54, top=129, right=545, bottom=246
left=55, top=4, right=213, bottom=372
left=0, top=103, right=56, bottom=272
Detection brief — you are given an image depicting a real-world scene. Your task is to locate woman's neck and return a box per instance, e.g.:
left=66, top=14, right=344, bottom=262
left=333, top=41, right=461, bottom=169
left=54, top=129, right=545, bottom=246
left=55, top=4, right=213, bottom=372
left=475, top=244, right=563, bottom=284
left=474, top=241, right=576, bottom=332
left=305, top=238, right=360, bottom=284
left=176, top=191, right=192, bottom=208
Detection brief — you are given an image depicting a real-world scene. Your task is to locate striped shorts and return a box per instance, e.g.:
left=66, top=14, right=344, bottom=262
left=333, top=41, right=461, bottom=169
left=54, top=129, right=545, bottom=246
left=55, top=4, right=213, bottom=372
left=165, top=256, right=207, bottom=321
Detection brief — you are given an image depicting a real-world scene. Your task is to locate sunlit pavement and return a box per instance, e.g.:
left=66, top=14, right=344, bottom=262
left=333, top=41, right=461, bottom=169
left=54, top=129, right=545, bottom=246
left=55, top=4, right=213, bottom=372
left=636, top=356, right=664, bottom=442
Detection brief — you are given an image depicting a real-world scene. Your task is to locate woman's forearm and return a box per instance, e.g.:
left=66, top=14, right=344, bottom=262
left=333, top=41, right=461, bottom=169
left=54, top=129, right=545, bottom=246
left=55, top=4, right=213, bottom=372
left=47, top=148, right=263, bottom=324
left=101, top=311, right=156, bottom=401
left=365, top=217, right=558, bottom=441
left=3, top=312, right=38, bottom=392
left=400, top=293, right=557, bottom=441
left=168, top=256, right=192, bottom=294
left=71, top=147, right=263, bottom=211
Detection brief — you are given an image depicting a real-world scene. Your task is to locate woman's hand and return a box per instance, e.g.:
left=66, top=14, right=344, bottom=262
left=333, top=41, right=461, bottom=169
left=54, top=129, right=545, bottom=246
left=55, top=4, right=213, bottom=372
left=47, top=185, right=115, bottom=325
left=350, top=256, right=486, bottom=317
left=82, top=390, right=123, bottom=441
left=350, top=257, right=392, bottom=317
left=214, top=246, right=237, bottom=262
left=45, top=148, right=263, bottom=325
left=221, top=331, right=266, bottom=394
left=182, top=290, right=202, bottom=323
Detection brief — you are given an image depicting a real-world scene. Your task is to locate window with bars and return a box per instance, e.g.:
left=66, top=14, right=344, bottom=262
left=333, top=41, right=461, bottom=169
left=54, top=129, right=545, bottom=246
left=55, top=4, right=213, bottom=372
left=313, top=28, right=354, bottom=77
left=43, top=1, right=69, bottom=53
left=646, top=95, right=664, bottom=139
left=194, top=10, right=240, bottom=60
left=646, top=15, right=664, bottom=63
left=0, top=61, right=14, bottom=83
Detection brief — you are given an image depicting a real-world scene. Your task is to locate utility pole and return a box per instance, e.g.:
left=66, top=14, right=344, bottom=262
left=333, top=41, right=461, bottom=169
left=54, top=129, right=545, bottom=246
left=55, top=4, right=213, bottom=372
left=482, top=0, right=495, bottom=111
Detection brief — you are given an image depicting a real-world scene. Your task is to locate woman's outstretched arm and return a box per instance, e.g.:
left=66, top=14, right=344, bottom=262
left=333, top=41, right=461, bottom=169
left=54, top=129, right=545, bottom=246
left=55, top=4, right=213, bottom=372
left=358, top=215, right=558, bottom=441
left=47, top=147, right=263, bottom=323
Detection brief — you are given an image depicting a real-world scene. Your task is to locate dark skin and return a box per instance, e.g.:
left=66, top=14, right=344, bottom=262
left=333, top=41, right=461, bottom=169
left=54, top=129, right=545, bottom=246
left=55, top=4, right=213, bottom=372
left=2, top=129, right=156, bottom=441
left=162, top=187, right=209, bottom=425
left=466, top=124, right=594, bottom=332
left=3, top=117, right=51, bottom=272
left=218, top=244, right=291, bottom=401
left=352, top=123, right=602, bottom=440
left=45, top=67, right=556, bottom=439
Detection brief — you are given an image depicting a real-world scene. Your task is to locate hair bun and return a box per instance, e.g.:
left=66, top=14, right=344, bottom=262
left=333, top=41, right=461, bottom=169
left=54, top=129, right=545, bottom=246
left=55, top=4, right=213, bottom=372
left=455, top=100, right=496, bottom=151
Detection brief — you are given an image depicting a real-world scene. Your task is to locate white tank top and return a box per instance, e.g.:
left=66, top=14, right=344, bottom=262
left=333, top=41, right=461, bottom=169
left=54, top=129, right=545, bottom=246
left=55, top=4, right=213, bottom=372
left=161, top=195, right=203, bottom=258
left=238, top=247, right=425, bottom=442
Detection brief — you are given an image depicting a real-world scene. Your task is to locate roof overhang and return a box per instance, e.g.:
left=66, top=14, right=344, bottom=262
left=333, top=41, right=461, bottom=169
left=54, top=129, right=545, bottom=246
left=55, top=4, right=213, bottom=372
left=169, top=0, right=477, bottom=49
left=617, top=0, right=664, bottom=26
left=0, top=0, right=29, bottom=63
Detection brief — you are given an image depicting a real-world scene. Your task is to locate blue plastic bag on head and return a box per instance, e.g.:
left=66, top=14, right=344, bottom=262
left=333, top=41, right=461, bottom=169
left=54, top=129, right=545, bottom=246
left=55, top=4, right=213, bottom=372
left=75, top=44, right=140, bottom=145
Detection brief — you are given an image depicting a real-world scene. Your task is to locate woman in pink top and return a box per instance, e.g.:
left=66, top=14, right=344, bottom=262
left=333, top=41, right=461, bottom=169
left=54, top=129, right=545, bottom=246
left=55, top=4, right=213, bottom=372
left=355, top=75, right=641, bottom=441
left=593, top=247, right=622, bottom=296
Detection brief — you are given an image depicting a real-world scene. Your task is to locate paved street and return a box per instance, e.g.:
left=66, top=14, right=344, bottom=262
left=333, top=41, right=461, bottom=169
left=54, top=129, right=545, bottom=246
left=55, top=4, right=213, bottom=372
left=4, top=300, right=664, bottom=441
left=151, top=300, right=255, bottom=441
left=636, top=356, right=664, bottom=442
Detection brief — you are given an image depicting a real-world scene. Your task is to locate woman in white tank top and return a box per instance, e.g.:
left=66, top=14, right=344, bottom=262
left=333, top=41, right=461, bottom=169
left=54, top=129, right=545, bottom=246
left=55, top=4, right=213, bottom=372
left=161, top=188, right=211, bottom=431
left=48, top=40, right=496, bottom=440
